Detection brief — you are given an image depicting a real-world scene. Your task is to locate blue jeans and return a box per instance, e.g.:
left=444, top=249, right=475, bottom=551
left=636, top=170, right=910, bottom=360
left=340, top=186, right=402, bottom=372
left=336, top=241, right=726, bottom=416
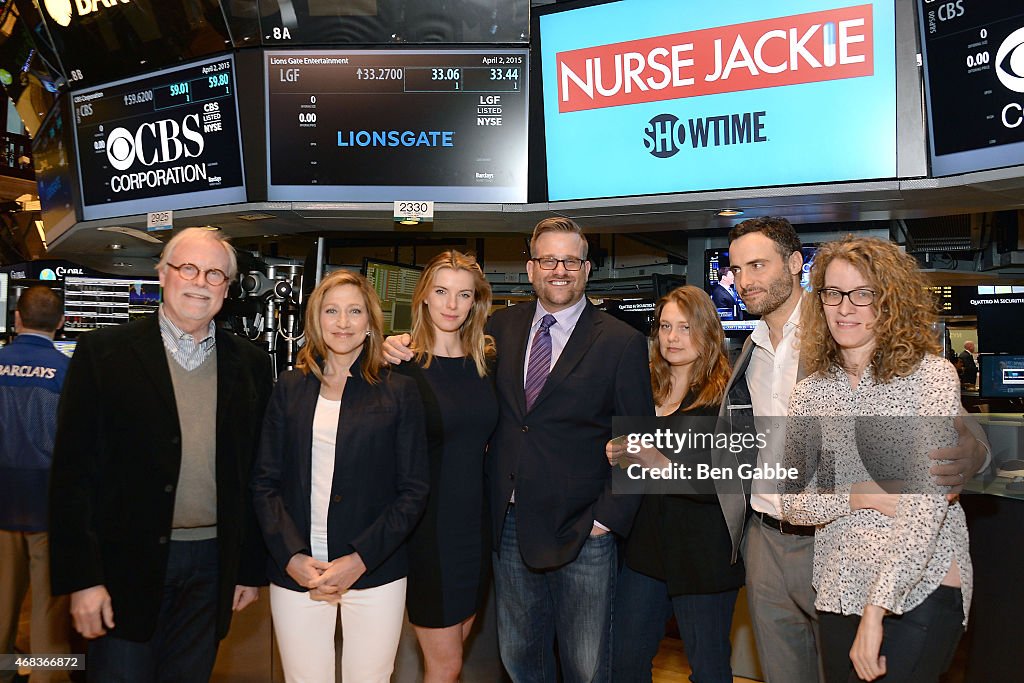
left=493, top=507, right=617, bottom=683
left=612, top=564, right=737, bottom=683
left=86, top=539, right=219, bottom=683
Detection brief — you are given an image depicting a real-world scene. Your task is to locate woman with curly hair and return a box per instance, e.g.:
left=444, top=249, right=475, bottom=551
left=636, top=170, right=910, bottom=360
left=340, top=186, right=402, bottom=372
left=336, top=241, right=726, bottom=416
left=607, top=285, right=744, bottom=683
left=782, top=237, right=971, bottom=683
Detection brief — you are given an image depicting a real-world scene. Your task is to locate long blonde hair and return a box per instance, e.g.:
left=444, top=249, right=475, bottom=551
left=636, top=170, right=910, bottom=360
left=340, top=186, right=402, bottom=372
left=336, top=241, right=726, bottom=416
left=296, top=270, right=385, bottom=384
left=410, top=251, right=496, bottom=377
left=649, top=286, right=731, bottom=411
left=800, top=236, right=940, bottom=382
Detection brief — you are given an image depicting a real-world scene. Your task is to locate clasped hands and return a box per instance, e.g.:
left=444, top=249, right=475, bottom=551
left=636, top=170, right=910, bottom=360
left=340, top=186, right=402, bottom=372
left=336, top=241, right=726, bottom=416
left=605, top=438, right=670, bottom=471
left=286, top=552, right=366, bottom=604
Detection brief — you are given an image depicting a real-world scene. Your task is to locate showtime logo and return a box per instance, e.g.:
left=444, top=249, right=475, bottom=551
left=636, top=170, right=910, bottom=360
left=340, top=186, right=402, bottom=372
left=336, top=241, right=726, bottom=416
left=556, top=4, right=875, bottom=113
left=44, top=0, right=133, bottom=28
left=105, top=115, right=205, bottom=171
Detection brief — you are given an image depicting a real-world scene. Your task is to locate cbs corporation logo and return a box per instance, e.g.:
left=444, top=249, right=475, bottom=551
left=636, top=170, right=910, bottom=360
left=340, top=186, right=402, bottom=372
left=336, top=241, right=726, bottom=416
left=43, top=0, right=72, bottom=27
left=996, top=26, right=1024, bottom=93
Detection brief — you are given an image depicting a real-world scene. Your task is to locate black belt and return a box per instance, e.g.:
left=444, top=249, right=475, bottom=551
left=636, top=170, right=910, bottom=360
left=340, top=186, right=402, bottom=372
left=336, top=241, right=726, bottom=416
left=754, top=511, right=815, bottom=537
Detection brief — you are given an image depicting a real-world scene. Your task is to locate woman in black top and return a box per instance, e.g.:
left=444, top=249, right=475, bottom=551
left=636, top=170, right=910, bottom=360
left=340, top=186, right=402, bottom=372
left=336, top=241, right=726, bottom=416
left=397, top=251, right=499, bottom=683
left=251, top=270, right=429, bottom=683
left=607, top=285, right=744, bottom=683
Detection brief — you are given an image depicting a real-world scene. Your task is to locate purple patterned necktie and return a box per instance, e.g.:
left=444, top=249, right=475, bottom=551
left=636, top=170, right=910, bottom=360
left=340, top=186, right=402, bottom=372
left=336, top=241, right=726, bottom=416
left=524, top=314, right=557, bottom=411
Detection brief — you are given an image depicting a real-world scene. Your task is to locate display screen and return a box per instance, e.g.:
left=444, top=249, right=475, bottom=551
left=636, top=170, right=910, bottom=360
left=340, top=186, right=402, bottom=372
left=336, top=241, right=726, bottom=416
left=265, top=49, right=528, bottom=202
left=63, top=276, right=161, bottom=331
left=979, top=355, right=1024, bottom=399
left=976, top=299, right=1024, bottom=354
left=71, top=54, right=246, bottom=220
left=918, top=1, right=1024, bottom=176
left=705, top=246, right=817, bottom=331
left=257, top=0, right=529, bottom=45
left=540, top=0, right=897, bottom=200
left=31, top=94, right=79, bottom=239
left=35, top=0, right=234, bottom=89
left=362, top=260, right=422, bottom=334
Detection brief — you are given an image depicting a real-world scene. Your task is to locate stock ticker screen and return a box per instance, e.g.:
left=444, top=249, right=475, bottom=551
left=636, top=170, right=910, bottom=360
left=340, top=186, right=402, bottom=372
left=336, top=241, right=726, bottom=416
left=919, top=1, right=1024, bottom=175
left=265, top=49, right=529, bottom=203
left=71, top=54, right=247, bottom=220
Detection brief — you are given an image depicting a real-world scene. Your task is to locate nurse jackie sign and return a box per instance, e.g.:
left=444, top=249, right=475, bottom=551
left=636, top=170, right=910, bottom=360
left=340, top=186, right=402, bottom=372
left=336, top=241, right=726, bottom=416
left=540, top=1, right=897, bottom=200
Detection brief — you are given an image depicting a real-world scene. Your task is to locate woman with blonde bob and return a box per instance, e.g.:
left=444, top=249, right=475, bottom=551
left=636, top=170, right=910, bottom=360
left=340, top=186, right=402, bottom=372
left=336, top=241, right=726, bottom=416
left=251, top=270, right=429, bottom=683
left=608, top=285, right=745, bottom=683
left=782, top=237, right=971, bottom=683
left=396, top=251, right=499, bottom=683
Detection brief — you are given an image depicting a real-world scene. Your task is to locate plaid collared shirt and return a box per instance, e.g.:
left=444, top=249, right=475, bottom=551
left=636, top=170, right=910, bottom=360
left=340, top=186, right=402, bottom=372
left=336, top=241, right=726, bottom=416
left=158, top=306, right=216, bottom=371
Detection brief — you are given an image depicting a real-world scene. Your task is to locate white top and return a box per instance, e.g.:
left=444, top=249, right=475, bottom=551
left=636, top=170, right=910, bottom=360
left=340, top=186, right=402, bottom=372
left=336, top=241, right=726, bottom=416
left=746, top=298, right=803, bottom=517
left=310, top=394, right=341, bottom=562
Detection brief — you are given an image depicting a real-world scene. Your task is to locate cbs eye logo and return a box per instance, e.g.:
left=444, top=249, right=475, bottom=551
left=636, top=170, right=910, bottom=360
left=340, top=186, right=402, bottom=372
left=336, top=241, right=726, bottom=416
left=996, top=26, right=1024, bottom=93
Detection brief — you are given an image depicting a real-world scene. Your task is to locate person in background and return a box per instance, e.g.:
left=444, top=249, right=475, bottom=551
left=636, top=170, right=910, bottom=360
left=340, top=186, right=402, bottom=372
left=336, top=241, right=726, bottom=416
left=395, top=251, right=499, bottom=683
left=958, top=341, right=978, bottom=388
left=710, top=268, right=739, bottom=319
left=782, top=237, right=971, bottom=682
left=607, top=285, right=744, bottom=683
left=251, top=270, right=429, bottom=683
left=0, top=287, right=71, bottom=683
left=49, top=228, right=273, bottom=682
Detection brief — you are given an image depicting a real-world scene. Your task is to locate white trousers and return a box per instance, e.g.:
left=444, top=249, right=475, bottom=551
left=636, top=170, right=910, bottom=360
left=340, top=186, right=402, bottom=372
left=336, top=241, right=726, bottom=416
left=270, top=578, right=407, bottom=683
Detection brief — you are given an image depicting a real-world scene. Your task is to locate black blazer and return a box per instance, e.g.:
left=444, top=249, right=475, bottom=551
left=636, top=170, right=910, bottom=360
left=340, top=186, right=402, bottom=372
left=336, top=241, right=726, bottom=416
left=486, top=301, right=655, bottom=570
left=250, top=356, right=429, bottom=591
left=48, top=315, right=273, bottom=642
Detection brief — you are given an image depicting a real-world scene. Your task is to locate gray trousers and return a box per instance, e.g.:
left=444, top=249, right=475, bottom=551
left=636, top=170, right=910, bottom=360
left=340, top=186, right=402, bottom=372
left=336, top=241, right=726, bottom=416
left=742, top=519, right=822, bottom=683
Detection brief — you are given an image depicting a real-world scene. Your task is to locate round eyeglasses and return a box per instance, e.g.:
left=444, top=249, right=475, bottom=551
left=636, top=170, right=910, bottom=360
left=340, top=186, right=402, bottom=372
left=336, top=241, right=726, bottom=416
left=818, top=288, right=875, bottom=307
left=167, top=262, right=229, bottom=286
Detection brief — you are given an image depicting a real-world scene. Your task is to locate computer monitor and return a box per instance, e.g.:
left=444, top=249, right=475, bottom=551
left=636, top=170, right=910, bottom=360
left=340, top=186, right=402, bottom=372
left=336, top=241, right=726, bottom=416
left=63, top=277, right=161, bottom=331
left=979, top=355, right=1024, bottom=400
left=362, top=259, right=423, bottom=335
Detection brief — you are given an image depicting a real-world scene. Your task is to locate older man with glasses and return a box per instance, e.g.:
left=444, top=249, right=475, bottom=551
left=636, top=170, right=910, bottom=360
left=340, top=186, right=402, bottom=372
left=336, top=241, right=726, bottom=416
left=49, top=228, right=273, bottom=683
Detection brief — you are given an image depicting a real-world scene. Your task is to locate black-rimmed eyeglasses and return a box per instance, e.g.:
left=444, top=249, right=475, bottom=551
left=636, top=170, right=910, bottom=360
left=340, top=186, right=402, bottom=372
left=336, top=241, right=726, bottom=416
left=167, top=262, right=229, bottom=286
left=531, top=257, right=585, bottom=271
left=818, top=288, right=875, bottom=307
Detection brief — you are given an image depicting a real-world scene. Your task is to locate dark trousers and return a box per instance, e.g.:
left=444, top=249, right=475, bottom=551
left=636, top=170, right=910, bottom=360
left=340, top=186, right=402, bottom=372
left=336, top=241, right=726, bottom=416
left=86, top=539, right=219, bottom=683
left=612, top=564, right=737, bottom=683
left=819, top=585, right=964, bottom=683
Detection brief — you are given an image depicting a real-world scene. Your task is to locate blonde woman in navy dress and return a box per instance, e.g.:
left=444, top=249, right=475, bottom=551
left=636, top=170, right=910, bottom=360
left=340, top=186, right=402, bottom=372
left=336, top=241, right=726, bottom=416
left=395, top=251, right=499, bottom=683
left=251, top=271, right=429, bottom=683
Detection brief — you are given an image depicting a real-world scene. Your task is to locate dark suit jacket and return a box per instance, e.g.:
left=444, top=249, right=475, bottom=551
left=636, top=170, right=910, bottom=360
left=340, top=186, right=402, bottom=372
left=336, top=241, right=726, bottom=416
left=486, top=301, right=655, bottom=570
left=250, top=357, right=428, bottom=591
left=49, top=315, right=273, bottom=642
left=711, top=283, right=737, bottom=311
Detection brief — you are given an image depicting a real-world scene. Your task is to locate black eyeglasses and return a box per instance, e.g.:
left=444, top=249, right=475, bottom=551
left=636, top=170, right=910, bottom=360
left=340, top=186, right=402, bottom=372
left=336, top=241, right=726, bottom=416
left=167, top=262, right=229, bottom=286
left=531, top=257, right=585, bottom=271
left=818, top=288, right=875, bottom=307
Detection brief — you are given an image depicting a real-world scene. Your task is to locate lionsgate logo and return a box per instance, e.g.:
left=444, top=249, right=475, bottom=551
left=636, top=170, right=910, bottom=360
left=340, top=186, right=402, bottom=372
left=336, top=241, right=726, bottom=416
left=643, top=111, right=768, bottom=158
left=44, top=0, right=133, bottom=28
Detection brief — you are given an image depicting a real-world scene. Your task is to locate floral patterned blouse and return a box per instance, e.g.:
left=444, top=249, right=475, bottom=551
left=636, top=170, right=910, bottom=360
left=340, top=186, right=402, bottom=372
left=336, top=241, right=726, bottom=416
left=781, top=354, right=972, bottom=625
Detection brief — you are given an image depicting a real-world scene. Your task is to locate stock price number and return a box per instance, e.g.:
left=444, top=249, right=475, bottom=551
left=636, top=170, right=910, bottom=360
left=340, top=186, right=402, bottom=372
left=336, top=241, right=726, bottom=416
left=123, top=90, right=154, bottom=106
left=432, top=68, right=461, bottom=81
left=356, top=68, right=404, bottom=80
left=169, top=82, right=190, bottom=98
left=966, top=51, right=990, bottom=68
left=490, top=68, right=520, bottom=81
left=298, top=112, right=317, bottom=123
left=208, top=73, right=229, bottom=88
